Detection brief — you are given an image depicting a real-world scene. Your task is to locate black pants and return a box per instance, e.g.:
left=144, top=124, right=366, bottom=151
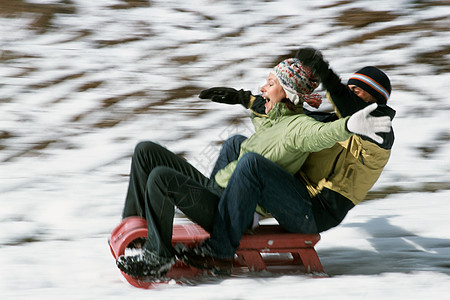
left=122, top=136, right=246, bottom=258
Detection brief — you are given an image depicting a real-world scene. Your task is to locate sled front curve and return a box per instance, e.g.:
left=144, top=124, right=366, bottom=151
left=109, top=217, right=209, bottom=288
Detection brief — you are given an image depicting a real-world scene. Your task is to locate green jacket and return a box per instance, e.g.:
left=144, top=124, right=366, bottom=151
left=214, top=102, right=353, bottom=188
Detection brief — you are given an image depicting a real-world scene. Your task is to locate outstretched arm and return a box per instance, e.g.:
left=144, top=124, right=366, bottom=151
left=199, top=87, right=252, bottom=107
left=291, top=103, right=391, bottom=152
left=199, top=87, right=266, bottom=114
left=296, top=47, right=369, bottom=117
left=296, top=47, right=395, bottom=149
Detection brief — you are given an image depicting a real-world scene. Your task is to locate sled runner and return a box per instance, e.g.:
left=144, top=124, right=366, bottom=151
left=109, top=216, right=326, bottom=289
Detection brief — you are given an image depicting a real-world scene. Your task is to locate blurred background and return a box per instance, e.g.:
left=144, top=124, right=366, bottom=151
left=0, top=0, right=449, bottom=298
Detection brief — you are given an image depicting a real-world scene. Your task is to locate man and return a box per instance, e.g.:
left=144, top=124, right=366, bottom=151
left=180, top=48, right=395, bottom=272
left=296, top=48, right=395, bottom=232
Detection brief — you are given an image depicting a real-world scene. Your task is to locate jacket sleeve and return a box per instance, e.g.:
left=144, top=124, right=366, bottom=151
left=249, top=95, right=269, bottom=132
left=250, top=95, right=266, bottom=115
left=286, top=116, right=353, bottom=153
left=327, top=84, right=368, bottom=118
left=326, top=92, right=395, bottom=150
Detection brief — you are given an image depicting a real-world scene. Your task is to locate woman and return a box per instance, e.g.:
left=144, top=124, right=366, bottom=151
left=115, top=57, right=391, bottom=277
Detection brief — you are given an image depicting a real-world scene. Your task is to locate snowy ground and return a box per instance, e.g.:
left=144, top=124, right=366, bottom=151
left=1, top=0, right=449, bottom=299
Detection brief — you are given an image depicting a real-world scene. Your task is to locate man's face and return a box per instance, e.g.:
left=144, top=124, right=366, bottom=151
left=260, top=73, right=287, bottom=114
left=348, top=85, right=377, bottom=103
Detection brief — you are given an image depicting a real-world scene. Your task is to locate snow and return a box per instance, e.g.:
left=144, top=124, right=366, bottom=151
left=0, top=0, right=449, bottom=299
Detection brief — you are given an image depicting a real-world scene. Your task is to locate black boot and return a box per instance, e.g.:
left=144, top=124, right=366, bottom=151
left=116, top=248, right=175, bottom=278
left=176, top=242, right=233, bottom=275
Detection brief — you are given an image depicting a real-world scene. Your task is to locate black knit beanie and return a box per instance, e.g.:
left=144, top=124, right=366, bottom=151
left=347, top=66, right=391, bottom=104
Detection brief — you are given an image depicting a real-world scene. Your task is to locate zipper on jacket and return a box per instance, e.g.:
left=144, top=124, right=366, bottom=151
left=326, top=151, right=343, bottom=181
left=359, top=149, right=365, bottom=165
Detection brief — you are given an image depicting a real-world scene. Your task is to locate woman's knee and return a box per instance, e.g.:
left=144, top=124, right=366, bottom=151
left=133, top=141, right=169, bottom=164
left=134, top=141, right=161, bottom=155
left=147, top=166, right=173, bottom=186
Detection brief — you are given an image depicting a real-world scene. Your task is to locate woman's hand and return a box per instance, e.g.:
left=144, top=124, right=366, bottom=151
left=199, top=87, right=252, bottom=108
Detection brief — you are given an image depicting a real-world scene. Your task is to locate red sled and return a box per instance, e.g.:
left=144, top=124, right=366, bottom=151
left=109, top=216, right=326, bottom=288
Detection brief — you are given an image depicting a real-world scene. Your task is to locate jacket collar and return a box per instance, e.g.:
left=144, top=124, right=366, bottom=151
left=267, top=102, right=303, bottom=121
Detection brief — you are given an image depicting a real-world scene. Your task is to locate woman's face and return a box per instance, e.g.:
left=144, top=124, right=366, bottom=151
left=348, top=85, right=377, bottom=103
left=260, top=73, right=287, bottom=114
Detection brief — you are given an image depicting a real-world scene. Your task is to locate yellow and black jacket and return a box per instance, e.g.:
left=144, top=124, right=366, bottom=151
left=301, top=81, right=395, bottom=232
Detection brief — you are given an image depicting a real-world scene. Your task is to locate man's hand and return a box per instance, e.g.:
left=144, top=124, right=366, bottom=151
left=296, top=47, right=341, bottom=91
left=295, top=47, right=325, bottom=70
left=347, top=103, right=392, bottom=144
left=199, top=87, right=252, bottom=108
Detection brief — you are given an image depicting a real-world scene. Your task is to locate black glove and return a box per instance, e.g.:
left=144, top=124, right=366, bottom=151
left=199, top=87, right=252, bottom=108
left=295, top=47, right=325, bottom=70
left=296, top=47, right=341, bottom=91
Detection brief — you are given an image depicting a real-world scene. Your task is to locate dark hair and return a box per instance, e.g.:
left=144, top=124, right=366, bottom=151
left=281, top=98, right=297, bottom=112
